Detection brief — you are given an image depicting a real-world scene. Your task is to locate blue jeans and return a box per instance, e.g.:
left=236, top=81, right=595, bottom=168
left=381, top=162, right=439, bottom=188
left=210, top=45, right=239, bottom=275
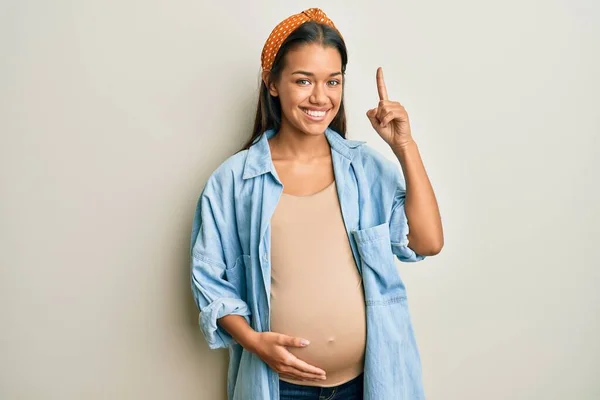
left=279, top=373, right=364, bottom=400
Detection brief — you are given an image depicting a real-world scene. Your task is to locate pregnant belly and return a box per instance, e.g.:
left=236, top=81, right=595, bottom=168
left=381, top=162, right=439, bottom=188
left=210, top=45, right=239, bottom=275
left=270, top=289, right=367, bottom=387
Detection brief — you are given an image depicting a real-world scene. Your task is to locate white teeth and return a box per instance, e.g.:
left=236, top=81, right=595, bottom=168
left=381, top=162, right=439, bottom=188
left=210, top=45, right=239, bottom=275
left=302, top=108, right=326, bottom=117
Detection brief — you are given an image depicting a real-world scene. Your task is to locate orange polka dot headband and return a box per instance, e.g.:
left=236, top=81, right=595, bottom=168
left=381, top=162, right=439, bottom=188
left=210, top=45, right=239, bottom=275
left=261, top=8, right=342, bottom=72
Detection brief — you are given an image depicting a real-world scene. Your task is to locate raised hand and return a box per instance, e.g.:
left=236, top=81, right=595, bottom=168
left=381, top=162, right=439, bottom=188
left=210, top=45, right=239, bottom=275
left=366, top=67, right=414, bottom=149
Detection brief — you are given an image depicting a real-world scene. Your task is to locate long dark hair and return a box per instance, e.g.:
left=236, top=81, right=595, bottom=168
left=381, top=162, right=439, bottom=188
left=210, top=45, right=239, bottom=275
left=239, top=21, right=348, bottom=152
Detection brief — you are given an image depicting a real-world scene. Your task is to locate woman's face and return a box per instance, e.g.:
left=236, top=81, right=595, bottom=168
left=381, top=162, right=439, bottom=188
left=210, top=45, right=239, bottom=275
left=267, top=43, right=343, bottom=136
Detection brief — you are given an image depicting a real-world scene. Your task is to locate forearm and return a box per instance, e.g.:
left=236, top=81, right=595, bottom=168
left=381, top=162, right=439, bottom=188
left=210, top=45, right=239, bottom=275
left=217, top=314, right=260, bottom=352
left=391, top=140, right=444, bottom=255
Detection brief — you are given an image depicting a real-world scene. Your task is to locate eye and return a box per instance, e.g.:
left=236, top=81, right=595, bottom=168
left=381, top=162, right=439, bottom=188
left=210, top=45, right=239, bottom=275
left=328, top=80, right=341, bottom=86
left=296, top=79, right=310, bottom=86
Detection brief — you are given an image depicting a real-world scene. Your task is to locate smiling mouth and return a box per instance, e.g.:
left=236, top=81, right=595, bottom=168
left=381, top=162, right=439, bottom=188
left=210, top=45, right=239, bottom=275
left=301, top=108, right=330, bottom=119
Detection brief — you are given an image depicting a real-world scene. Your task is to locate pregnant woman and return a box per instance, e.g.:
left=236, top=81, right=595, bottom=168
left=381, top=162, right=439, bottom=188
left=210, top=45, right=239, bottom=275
left=190, top=8, right=444, bottom=400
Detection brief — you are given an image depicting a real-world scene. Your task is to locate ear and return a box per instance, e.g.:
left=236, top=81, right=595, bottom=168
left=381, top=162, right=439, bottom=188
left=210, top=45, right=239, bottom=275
left=262, top=71, right=279, bottom=97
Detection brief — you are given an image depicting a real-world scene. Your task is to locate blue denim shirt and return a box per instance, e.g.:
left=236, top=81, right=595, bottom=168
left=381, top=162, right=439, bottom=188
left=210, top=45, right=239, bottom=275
left=190, top=128, right=427, bottom=399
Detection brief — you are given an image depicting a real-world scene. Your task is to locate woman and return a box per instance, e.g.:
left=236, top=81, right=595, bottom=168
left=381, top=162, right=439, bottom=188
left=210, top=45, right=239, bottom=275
left=190, top=8, right=443, bottom=400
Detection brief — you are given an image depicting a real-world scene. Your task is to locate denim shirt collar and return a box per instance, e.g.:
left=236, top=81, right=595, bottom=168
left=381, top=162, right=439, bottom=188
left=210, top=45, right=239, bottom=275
left=242, top=127, right=366, bottom=180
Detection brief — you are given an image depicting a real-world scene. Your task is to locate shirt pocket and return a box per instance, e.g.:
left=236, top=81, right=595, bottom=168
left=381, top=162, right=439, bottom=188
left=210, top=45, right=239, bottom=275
left=352, top=222, right=407, bottom=305
left=224, top=254, right=250, bottom=301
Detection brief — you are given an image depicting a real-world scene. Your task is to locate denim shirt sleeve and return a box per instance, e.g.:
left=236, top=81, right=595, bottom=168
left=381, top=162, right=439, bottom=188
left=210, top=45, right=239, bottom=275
left=190, top=181, right=251, bottom=350
left=389, top=167, right=427, bottom=263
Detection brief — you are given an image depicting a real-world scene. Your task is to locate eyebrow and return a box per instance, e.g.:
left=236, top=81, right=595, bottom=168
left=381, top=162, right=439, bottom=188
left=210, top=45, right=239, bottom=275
left=291, top=70, right=342, bottom=77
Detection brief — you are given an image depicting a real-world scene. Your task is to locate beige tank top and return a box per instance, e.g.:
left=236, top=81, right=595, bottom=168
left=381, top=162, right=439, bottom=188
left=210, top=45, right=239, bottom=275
left=270, top=180, right=367, bottom=387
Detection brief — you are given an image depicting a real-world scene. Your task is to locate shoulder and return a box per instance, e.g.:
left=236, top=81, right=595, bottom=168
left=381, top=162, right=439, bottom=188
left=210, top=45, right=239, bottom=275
left=202, top=149, right=248, bottom=194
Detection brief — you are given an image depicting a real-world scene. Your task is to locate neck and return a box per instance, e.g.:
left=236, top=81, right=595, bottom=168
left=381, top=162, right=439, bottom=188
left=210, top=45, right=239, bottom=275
left=269, top=119, right=330, bottom=160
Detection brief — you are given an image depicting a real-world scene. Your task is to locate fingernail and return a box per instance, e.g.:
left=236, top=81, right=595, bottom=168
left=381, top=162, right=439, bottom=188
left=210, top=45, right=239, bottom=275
left=300, top=339, right=309, bottom=346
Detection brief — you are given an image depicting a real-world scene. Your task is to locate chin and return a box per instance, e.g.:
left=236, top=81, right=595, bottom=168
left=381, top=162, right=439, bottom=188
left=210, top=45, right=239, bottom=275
left=298, top=123, right=329, bottom=136
left=295, top=114, right=336, bottom=135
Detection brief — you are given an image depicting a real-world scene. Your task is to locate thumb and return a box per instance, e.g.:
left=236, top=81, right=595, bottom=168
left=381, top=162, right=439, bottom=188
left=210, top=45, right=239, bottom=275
left=366, top=108, right=379, bottom=126
left=280, top=334, right=310, bottom=348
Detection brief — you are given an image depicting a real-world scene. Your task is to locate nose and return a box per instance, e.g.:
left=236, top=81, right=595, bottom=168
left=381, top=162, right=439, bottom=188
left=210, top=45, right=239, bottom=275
left=309, top=83, right=328, bottom=105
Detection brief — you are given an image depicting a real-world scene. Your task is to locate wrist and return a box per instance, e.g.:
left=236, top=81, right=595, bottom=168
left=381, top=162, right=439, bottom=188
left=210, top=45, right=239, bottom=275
left=390, top=138, right=417, bottom=154
left=239, top=330, right=261, bottom=353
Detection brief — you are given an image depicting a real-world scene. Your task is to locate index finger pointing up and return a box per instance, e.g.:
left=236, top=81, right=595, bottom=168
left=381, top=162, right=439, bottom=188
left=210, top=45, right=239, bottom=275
left=376, top=67, right=388, bottom=101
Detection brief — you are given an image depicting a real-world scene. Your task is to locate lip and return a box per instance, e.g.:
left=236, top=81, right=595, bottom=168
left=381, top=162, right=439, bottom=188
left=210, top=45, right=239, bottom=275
left=300, top=107, right=331, bottom=122
left=301, top=107, right=330, bottom=112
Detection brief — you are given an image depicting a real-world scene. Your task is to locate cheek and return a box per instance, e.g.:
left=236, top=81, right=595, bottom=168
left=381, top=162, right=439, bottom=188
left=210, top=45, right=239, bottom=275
left=332, top=90, right=343, bottom=108
left=279, top=88, right=304, bottom=109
